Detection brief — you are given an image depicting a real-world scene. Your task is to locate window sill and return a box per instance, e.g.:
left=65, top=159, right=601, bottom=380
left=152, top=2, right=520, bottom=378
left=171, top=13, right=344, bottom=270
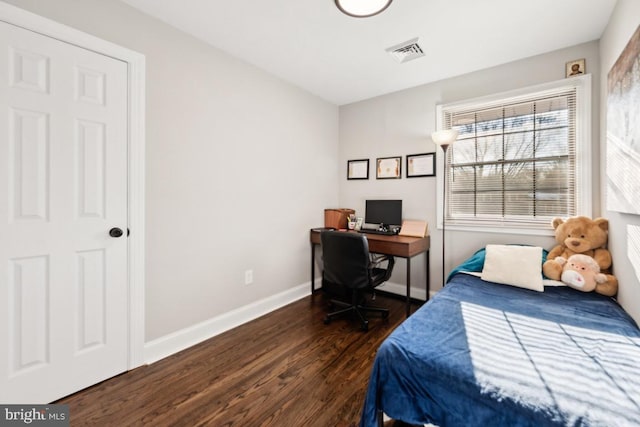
left=442, top=222, right=555, bottom=237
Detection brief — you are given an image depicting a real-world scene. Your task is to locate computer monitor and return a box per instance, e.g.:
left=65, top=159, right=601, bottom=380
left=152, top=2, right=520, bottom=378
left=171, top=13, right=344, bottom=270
left=365, top=200, right=402, bottom=228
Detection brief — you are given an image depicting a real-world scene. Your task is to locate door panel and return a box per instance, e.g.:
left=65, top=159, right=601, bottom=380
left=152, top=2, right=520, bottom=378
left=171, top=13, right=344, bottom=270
left=8, top=255, right=50, bottom=374
left=0, top=20, right=129, bottom=403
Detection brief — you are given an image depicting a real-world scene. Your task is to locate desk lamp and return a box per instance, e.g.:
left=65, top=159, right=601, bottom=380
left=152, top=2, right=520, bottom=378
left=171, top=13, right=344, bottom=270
left=431, top=129, right=459, bottom=287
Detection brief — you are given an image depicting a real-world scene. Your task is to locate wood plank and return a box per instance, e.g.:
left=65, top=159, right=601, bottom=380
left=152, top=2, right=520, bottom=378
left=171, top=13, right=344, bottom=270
left=56, top=293, right=419, bottom=426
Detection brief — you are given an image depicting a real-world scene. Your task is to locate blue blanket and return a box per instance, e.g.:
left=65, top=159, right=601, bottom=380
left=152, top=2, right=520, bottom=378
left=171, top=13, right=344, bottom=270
left=360, top=273, right=640, bottom=426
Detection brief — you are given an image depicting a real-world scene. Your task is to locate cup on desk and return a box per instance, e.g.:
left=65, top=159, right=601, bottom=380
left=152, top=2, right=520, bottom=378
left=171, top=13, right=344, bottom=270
left=348, top=221, right=356, bottom=230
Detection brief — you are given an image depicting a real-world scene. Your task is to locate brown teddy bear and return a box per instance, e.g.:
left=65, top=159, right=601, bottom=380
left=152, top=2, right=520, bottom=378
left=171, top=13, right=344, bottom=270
left=542, top=216, right=618, bottom=296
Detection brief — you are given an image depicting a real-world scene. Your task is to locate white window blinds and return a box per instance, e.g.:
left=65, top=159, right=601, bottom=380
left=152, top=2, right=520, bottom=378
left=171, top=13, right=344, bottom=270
left=438, top=79, right=590, bottom=231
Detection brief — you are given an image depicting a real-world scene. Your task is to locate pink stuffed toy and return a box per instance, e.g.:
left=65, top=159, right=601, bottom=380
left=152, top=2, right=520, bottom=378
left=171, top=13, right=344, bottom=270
left=555, top=254, right=607, bottom=292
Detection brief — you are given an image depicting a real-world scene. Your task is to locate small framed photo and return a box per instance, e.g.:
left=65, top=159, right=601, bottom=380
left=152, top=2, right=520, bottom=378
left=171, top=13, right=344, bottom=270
left=406, top=153, right=435, bottom=178
left=376, top=156, right=401, bottom=179
left=347, top=159, right=369, bottom=180
left=566, top=58, right=585, bottom=78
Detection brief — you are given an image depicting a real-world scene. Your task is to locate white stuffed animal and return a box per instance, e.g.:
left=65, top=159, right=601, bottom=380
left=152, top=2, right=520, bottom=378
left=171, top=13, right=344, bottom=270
left=555, top=254, right=607, bottom=292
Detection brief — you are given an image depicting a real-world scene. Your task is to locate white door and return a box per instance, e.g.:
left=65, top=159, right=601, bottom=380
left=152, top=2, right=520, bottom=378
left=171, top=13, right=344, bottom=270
left=0, top=20, right=129, bottom=403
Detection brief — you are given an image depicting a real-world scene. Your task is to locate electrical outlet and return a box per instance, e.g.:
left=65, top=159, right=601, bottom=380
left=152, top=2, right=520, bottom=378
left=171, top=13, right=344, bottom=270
left=244, top=269, right=253, bottom=285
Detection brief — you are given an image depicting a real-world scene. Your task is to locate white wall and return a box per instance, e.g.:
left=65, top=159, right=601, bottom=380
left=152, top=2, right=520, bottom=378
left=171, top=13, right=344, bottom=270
left=7, top=0, right=638, bottom=344
left=3, top=0, right=340, bottom=341
left=599, top=0, right=640, bottom=324
left=339, top=41, right=602, bottom=295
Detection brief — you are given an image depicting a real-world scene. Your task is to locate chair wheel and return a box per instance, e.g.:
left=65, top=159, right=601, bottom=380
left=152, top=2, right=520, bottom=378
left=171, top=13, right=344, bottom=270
left=324, top=316, right=331, bottom=325
left=360, top=320, right=369, bottom=332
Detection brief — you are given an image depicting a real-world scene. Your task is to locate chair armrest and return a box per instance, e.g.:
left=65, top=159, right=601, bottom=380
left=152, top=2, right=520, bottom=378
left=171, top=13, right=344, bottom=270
left=369, top=253, right=390, bottom=266
left=369, top=254, right=394, bottom=270
left=369, top=254, right=395, bottom=285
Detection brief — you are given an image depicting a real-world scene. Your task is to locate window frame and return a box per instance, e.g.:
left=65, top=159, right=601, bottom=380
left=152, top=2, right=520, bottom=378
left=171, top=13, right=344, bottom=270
left=435, top=75, right=592, bottom=236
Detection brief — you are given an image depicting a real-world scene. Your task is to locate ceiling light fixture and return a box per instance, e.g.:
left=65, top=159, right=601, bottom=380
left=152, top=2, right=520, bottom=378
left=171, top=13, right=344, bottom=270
left=335, top=0, right=393, bottom=18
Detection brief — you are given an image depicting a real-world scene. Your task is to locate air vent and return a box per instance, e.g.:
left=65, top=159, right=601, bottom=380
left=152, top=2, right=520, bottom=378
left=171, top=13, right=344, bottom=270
left=386, top=38, right=424, bottom=63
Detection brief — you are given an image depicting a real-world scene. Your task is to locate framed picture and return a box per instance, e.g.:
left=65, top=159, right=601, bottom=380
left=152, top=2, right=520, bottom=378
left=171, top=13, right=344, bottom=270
left=376, top=156, right=401, bottom=179
left=347, top=159, right=369, bottom=180
left=606, top=25, right=640, bottom=214
left=566, top=58, right=586, bottom=77
left=406, top=152, right=435, bottom=178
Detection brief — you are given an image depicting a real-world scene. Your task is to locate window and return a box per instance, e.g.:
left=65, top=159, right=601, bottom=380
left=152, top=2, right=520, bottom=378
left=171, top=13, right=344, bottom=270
left=436, top=76, right=591, bottom=234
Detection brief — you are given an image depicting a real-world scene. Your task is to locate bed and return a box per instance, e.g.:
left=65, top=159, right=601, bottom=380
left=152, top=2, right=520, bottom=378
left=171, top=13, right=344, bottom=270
left=360, top=246, right=640, bottom=427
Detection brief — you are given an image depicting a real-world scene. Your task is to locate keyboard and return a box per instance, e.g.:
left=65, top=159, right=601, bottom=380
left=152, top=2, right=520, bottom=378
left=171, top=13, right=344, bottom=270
left=359, top=228, right=397, bottom=236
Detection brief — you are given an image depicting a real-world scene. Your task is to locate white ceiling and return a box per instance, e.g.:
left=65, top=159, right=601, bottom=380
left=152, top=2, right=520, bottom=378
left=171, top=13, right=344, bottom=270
left=120, top=0, right=617, bottom=106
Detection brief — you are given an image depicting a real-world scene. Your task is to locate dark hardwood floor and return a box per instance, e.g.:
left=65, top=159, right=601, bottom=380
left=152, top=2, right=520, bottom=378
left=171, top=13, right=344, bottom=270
left=57, top=292, right=421, bottom=426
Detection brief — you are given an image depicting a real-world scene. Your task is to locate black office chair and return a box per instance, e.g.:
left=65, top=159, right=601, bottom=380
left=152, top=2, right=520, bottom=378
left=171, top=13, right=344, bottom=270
left=320, top=231, right=395, bottom=331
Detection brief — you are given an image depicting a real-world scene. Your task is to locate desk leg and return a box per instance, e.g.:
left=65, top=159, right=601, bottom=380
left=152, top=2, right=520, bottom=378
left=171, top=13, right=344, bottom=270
left=426, top=250, right=430, bottom=301
left=311, top=243, right=316, bottom=294
left=405, top=257, right=411, bottom=317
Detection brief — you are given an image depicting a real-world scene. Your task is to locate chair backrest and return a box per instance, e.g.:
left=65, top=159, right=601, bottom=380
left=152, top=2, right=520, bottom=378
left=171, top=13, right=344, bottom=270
left=321, top=231, right=371, bottom=290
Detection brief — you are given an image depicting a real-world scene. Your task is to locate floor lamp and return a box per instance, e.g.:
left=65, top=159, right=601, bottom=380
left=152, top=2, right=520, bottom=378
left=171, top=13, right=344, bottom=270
left=431, top=129, right=459, bottom=287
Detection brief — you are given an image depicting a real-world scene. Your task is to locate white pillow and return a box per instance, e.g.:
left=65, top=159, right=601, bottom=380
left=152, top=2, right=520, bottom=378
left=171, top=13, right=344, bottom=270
left=481, top=244, right=544, bottom=292
left=543, top=279, right=566, bottom=287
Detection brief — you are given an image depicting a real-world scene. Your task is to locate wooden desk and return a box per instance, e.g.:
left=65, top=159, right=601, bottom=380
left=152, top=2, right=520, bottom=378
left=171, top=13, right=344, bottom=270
left=310, top=229, right=430, bottom=317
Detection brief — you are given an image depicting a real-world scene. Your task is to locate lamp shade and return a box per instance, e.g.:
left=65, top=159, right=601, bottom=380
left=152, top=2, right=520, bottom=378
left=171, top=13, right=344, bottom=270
left=335, top=0, right=393, bottom=18
left=431, top=129, right=459, bottom=147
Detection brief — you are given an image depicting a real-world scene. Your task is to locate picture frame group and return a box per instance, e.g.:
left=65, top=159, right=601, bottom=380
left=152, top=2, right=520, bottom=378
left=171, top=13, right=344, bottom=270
left=347, top=153, right=435, bottom=180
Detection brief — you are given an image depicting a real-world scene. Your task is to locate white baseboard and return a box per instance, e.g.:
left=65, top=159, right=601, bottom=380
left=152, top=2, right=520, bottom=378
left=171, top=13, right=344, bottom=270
left=144, top=283, right=310, bottom=365
left=375, top=281, right=437, bottom=301
left=315, top=278, right=437, bottom=301
left=144, top=280, right=436, bottom=365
